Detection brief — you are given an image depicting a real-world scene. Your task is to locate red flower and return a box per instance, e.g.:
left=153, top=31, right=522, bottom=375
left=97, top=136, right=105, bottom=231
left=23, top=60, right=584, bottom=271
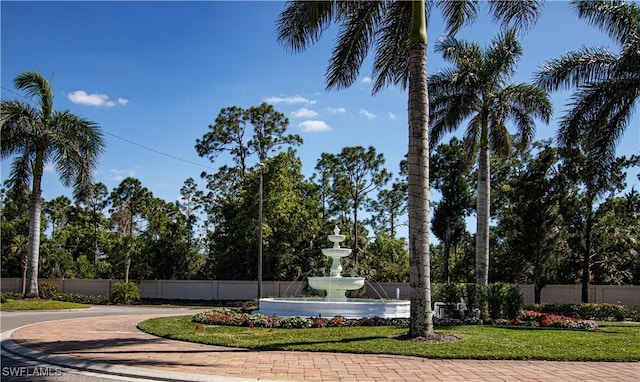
left=195, top=324, right=200, bottom=330
left=249, top=322, right=254, bottom=329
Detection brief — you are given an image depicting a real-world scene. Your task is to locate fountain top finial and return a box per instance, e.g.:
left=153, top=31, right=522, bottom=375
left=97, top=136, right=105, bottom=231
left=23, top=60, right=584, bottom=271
left=327, top=225, right=346, bottom=248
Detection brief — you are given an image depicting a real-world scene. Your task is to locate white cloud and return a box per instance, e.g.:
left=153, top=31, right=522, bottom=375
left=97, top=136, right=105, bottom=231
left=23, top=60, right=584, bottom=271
left=109, top=168, right=137, bottom=181
left=360, top=109, right=376, bottom=120
left=388, top=112, right=397, bottom=120
left=264, top=95, right=316, bottom=105
left=298, top=120, right=332, bottom=133
left=292, top=108, right=318, bottom=118
left=361, top=76, right=372, bottom=84
left=328, top=107, right=346, bottom=114
left=68, top=90, right=128, bottom=108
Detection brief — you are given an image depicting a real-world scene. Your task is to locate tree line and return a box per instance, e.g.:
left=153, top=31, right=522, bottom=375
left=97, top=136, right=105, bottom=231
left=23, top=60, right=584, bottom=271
left=3, top=114, right=638, bottom=298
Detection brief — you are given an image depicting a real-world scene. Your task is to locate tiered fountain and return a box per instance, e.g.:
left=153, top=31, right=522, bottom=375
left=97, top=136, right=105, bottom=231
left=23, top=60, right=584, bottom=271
left=257, top=226, right=410, bottom=318
left=307, top=226, right=365, bottom=302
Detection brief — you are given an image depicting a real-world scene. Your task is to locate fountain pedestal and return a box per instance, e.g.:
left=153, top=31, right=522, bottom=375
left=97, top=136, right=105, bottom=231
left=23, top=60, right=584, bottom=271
left=307, top=228, right=364, bottom=302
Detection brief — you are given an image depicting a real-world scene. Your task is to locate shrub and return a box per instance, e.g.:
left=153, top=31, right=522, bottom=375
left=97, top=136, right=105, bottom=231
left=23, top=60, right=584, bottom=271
left=486, top=283, right=506, bottom=319
left=433, top=317, right=463, bottom=326
left=503, top=284, right=524, bottom=319
left=38, top=281, right=59, bottom=300
left=0, top=292, right=24, bottom=303
left=466, top=284, right=487, bottom=317
left=55, top=293, right=110, bottom=305
left=110, top=282, right=140, bottom=304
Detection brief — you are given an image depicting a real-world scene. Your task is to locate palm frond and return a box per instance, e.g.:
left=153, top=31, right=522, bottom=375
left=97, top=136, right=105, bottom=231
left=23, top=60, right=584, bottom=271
left=428, top=66, right=479, bottom=146
left=8, top=153, right=33, bottom=194
left=482, top=29, right=522, bottom=86
left=559, top=75, right=636, bottom=144
left=276, top=1, right=337, bottom=53
left=572, top=0, right=640, bottom=47
left=428, top=68, right=466, bottom=95
left=564, top=79, right=636, bottom=165
left=326, top=1, right=384, bottom=90
left=505, top=83, right=553, bottom=124
left=617, top=44, right=640, bottom=75
left=13, top=71, right=53, bottom=119
left=372, top=1, right=413, bottom=93
left=435, top=35, right=482, bottom=68
left=49, top=111, right=105, bottom=197
left=534, top=47, right=618, bottom=91
left=494, top=83, right=551, bottom=150
left=429, top=91, right=477, bottom=145
left=463, top=115, right=482, bottom=160
left=488, top=0, right=544, bottom=35
left=587, top=99, right=633, bottom=165
left=1, top=100, right=40, bottom=158
left=437, top=0, right=479, bottom=36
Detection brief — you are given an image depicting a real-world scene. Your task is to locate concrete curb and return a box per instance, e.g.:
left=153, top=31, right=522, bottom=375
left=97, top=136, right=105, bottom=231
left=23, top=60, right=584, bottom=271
left=1, top=327, right=281, bottom=382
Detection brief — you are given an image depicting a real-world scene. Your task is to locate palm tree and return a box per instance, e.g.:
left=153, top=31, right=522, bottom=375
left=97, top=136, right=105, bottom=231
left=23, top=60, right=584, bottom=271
left=429, top=30, right=552, bottom=285
left=276, top=0, right=544, bottom=338
left=1, top=70, right=105, bottom=298
left=535, top=0, right=639, bottom=166
left=535, top=0, right=639, bottom=303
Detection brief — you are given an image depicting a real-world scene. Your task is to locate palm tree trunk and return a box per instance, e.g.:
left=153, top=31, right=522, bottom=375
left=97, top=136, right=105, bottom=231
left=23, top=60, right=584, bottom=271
left=476, top=144, right=490, bottom=286
left=25, top=165, right=44, bottom=298
left=124, top=216, right=134, bottom=284
left=124, top=253, right=131, bottom=284
left=582, top=205, right=593, bottom=303
left=21, top=254, right=28, bottom=295
left=407, top=0, right=432, bottom=338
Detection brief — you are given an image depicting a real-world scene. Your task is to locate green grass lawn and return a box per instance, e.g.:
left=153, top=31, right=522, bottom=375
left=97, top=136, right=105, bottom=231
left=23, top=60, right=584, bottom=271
left=0, top=299, right=90, bottom=310
left=138, top=315, right=640, bottom=362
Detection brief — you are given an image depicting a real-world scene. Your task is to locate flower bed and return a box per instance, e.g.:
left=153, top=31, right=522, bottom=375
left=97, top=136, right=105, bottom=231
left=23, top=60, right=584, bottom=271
left=193, top=308, right=597, bottom=331
left=192, top=308, right=410, bottom=329
left=520, top=310, right=598, bottom=331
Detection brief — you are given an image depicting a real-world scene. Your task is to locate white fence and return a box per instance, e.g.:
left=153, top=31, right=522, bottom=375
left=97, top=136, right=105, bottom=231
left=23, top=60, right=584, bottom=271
left=1, top=278, right=638, bottom=309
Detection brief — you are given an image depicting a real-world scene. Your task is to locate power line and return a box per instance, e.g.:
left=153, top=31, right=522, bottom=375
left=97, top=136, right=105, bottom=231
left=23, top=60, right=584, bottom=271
left=1, top=85, right=217, bottom=171
left=1, top=85, right=33, bottom=101
left=103, top=131, right=217, bottom=170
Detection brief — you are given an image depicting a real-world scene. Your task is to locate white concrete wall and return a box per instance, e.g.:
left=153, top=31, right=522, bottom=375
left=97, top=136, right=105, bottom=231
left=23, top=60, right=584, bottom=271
left=2, top=279, right=638, bottom=310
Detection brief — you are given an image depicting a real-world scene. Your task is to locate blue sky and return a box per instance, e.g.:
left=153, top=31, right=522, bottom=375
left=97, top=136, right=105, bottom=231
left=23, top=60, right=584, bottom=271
left=2, top=1, right=639, bottom=215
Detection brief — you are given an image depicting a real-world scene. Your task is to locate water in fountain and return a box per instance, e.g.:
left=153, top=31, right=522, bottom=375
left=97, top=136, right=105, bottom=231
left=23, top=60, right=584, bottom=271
left=281, top=269, right=316, bottom=297
left=256, top=226, right=410, bottom=318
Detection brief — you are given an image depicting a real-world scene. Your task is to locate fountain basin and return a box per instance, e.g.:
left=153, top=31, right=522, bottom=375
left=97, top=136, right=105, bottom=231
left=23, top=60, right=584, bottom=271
left=307, top=276, right=365, bottom=302
left=257, top=297, right=410, bottom=319
left=321, top=247, right=351, bottom=258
